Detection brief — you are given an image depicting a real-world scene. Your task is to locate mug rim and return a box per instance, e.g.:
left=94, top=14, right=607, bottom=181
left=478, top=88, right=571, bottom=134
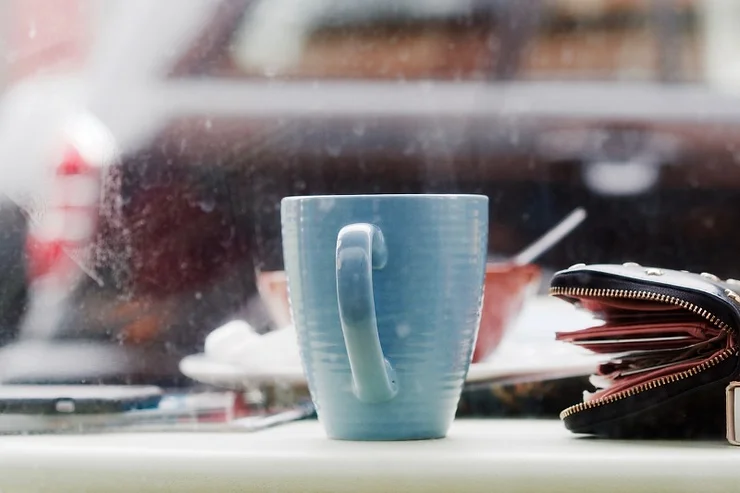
left=282, top=193, right=488, bottom=203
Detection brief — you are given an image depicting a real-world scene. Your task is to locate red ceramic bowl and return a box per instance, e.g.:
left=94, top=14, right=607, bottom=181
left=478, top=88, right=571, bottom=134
left=258, top=263, right=540, bottom=364
left=473, top=262, right=541, bottom=363
left=257, top=271, right=292, bottom=329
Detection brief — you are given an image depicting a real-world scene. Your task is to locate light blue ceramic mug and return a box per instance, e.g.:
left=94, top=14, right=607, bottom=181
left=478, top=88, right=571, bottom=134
left=281, top=194, right=488, bottom=440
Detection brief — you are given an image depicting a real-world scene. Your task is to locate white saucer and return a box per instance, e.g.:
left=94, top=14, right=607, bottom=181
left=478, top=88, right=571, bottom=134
left=179, top=351, right=603, bottom=391
left=179, top=296, right=606, bottom=391
left=179, top=355, right=308, bottom=390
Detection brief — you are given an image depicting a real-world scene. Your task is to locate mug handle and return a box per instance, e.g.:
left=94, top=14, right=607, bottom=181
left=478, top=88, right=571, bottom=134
left=336, top=223, right=398, bottom=403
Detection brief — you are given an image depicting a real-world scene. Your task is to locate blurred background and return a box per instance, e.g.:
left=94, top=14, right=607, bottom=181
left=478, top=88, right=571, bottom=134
left=0, top=0, right=739, bottom=392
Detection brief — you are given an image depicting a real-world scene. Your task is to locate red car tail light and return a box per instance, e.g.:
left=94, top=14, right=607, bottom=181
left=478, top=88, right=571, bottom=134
left=26, top=145, right=102, bottom=281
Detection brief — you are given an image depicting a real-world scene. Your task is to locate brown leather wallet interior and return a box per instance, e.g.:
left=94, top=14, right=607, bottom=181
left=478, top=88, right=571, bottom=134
left=556, top=297, right=732, bottom=402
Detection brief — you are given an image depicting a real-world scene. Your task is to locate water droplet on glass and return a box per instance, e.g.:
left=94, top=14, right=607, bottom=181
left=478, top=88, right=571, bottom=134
left=395, top=323, right=412, bottom=338
left=318, top=198, right=335, bottom=212
left=326, top=144, right=342, bottom=157
left=198, top=198, right=215, bottom=213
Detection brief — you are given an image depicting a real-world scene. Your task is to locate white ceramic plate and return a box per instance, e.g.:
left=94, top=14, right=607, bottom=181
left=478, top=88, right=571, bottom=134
left=179, top=355, right=308, bottom=390
left=179, top=351, right=603, bottom=391
left=179, top=296, right=606, bottom=391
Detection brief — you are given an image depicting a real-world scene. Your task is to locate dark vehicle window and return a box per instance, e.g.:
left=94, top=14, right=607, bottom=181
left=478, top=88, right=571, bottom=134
left=176, top=1, right=507, bottom=80
left=174, top=0, right=704, bottom=83
left=520, top=1, right=701, bottom=82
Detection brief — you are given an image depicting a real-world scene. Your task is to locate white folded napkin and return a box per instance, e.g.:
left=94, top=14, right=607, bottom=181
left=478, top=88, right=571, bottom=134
left=203, top=320, right=302, bottom=372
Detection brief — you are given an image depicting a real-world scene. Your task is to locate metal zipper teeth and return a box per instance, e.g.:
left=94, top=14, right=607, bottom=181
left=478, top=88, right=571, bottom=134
left=549, top=286, right=736, bottom=420
left=549, top=286, right=731, bottom=331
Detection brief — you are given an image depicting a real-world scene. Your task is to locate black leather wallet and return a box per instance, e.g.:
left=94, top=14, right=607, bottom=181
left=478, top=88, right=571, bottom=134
left=550, top=263, right=740, bottom=438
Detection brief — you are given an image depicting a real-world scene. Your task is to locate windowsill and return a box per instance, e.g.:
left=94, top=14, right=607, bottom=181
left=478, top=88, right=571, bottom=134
left=0, top=419, right=734, bottom=492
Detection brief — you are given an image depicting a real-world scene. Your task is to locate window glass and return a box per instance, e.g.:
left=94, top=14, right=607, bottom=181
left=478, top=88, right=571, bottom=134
left=1, top=0, right=740, bottom=449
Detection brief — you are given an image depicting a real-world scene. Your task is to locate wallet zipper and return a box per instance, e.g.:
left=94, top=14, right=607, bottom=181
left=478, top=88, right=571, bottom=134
left=550, top=286, right=736, bottom=419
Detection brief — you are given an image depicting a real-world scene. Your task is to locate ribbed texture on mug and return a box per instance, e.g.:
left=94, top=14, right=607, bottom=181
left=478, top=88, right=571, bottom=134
left=281, top=195, right=487, bottom=440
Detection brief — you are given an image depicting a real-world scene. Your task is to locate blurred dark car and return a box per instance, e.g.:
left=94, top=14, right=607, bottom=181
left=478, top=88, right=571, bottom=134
left=0, top=200, right=29, bottom=343
left=15, top=0, right=740, bottom=385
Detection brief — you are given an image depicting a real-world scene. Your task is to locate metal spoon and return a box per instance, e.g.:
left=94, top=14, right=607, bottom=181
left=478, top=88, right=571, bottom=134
left=510, top=207, right=587, bottom=266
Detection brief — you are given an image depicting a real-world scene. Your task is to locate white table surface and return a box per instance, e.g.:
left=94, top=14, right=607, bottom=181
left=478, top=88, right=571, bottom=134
left=0, top=419, right=738, bottom=493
